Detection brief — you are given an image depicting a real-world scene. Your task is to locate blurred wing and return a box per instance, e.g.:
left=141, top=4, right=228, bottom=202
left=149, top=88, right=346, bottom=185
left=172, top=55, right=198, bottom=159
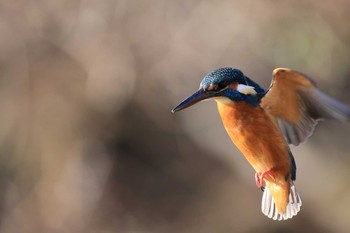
left=261, top=68, right=350, bottom=146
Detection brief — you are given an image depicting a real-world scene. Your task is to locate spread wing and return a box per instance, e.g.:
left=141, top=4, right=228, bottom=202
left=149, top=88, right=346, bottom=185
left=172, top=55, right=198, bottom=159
left=261, top=68, right=350, bottom=146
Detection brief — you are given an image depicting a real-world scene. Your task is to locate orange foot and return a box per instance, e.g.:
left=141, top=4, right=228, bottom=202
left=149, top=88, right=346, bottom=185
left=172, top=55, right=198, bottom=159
left=255, top=169, right=276, bottom=189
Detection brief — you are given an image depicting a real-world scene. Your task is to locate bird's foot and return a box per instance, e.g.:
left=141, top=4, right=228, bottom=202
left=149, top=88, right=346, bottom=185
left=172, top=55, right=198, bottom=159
left=255, top=169, right=276, bottom=189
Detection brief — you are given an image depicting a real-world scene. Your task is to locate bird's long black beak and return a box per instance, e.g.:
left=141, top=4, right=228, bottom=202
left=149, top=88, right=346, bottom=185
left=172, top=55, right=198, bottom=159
left=171, top=88, right=215, bottom=113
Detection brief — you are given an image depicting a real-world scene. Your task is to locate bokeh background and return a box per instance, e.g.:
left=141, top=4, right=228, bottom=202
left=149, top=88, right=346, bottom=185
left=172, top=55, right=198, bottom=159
left=0, top=0, right=349, bottom=232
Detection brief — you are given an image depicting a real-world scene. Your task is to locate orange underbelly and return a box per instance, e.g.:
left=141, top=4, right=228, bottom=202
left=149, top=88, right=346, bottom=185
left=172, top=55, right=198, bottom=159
left=217, top=101, right=291, bottom=178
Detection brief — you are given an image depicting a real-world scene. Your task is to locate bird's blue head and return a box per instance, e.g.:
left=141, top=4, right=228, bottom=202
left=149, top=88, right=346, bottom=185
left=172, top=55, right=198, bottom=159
left=172, top=68, right=265, bottom=112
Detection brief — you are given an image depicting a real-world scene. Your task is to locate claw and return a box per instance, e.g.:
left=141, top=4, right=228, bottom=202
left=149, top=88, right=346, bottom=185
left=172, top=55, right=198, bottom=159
left=255, top=172, right=262, bottom=187
left=255, top=169, right=276, bottom=189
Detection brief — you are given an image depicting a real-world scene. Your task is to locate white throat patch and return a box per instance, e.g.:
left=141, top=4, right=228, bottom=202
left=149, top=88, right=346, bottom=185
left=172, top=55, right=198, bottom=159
left=237, top=84, right=257, bottom=95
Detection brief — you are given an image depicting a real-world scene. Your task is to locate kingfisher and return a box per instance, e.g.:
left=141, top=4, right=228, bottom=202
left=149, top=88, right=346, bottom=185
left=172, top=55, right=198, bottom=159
left=172, top=67, right=350, bottom=220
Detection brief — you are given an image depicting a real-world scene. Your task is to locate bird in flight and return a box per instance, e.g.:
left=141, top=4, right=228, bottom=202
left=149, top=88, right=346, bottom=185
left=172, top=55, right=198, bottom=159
left=172, top=68, right=350, bottom=220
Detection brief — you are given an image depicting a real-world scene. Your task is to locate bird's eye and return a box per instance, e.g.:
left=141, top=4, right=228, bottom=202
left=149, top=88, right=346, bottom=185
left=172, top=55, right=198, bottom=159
left=206, top=84, right=218, bottom=91
left=217, top=82, right=226, bottom=90
left=206, top=83, right=226, bottom=92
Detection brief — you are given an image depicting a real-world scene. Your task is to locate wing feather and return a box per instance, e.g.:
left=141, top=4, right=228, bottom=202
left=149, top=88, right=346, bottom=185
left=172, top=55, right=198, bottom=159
left=261, top=68, right=350, bottom=146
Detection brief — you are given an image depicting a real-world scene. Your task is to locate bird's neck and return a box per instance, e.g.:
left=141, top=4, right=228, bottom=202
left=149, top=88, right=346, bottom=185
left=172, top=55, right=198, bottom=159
left=216, top=101, right=253, bottom=125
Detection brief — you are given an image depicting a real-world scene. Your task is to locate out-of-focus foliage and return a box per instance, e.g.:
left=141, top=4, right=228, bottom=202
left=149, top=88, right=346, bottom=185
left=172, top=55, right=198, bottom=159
left=0, top=0, right=349, bottom=232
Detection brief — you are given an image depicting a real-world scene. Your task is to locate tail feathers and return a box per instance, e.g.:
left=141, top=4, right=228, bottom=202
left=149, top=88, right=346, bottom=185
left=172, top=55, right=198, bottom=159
left=261, top=183, right=302, bottom=221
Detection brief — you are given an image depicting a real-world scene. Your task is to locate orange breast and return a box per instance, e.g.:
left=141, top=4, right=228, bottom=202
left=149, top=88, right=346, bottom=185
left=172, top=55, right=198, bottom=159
left=217, top=101, right=291, bottom=183
left=217, top=101, right=292, bottom=213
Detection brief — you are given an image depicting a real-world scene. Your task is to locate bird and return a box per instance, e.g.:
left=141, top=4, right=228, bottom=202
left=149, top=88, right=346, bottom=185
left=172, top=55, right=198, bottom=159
left=171, top=67, right=350, bottom=220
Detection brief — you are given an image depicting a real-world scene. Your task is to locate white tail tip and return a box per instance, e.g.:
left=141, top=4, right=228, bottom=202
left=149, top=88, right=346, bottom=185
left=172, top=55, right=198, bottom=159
left=261, top=183, right=302, bottom=220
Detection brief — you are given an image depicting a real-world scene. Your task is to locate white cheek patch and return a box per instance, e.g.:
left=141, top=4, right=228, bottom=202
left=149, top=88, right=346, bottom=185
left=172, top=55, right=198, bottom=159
left=237, top=84, right=257, bottom=95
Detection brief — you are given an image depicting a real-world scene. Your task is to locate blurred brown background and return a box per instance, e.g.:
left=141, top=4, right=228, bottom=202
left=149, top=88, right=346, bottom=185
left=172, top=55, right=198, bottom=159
left=0, top=0, right=349, bottom=232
